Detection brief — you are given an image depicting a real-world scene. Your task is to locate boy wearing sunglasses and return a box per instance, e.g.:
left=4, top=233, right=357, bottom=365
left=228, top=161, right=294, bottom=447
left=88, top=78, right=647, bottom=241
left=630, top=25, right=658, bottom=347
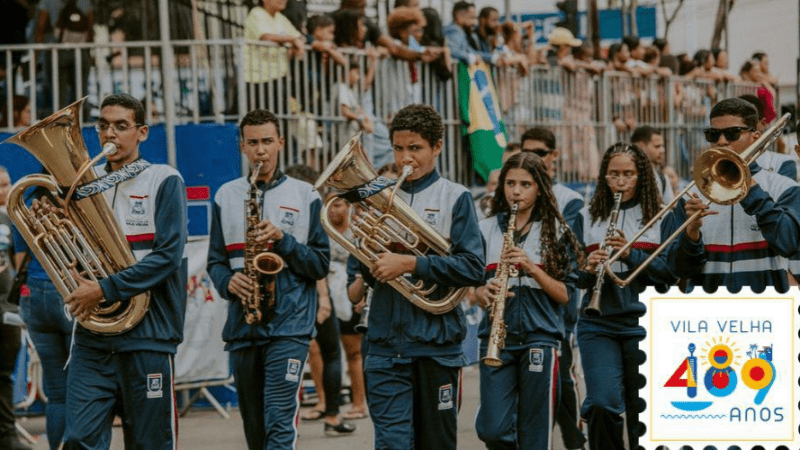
left=666, top=98, right=800, bottom=293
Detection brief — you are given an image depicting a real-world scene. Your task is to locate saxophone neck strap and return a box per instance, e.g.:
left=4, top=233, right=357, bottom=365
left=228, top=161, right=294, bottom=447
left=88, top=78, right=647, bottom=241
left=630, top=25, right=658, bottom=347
left=69, top=159, right=152, bottom=200
left=338, top=176, right=397, bottom=203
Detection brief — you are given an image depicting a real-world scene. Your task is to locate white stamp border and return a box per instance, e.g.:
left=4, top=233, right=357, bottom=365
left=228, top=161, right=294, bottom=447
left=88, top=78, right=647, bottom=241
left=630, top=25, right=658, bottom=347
left=639, top=286, right=800, bottom=448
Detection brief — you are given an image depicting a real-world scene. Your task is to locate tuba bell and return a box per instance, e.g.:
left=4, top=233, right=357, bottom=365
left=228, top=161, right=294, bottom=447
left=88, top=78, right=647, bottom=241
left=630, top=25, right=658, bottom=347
left=314, top=133, right=467, bottom=314
left=5, top=98, right=150, bottom=334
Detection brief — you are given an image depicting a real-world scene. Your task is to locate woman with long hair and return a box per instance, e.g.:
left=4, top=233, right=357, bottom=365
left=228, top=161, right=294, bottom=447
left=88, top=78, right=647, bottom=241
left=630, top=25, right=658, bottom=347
left=576, top=143, right=685, bottom=449
left=475, top=152, right=584, bottom=449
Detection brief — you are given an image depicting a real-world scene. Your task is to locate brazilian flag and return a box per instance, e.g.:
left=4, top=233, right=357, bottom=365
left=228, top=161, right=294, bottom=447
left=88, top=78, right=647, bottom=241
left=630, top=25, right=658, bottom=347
left=457, top=61, right=508, bottom=182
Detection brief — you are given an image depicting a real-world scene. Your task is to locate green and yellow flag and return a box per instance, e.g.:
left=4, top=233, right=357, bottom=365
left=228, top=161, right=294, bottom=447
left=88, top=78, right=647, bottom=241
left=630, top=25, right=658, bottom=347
left=457, top=61, right=508, bottom=182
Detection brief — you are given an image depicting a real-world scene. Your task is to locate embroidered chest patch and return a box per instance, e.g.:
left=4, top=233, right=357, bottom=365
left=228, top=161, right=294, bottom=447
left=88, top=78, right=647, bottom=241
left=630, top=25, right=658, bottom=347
left=279, top=206, right=299, bottom=227
left=423, top=208, right=440, bottom=227
left=126, top=195, right=150, bottom=226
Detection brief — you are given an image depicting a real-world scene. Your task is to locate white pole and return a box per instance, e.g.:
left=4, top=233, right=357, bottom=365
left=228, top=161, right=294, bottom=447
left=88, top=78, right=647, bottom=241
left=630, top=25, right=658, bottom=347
left=159, top=0, right=178, bottom=168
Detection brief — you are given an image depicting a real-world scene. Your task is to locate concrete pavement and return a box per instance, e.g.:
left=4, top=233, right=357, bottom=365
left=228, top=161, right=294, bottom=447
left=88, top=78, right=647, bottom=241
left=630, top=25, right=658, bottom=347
left=19, top=365, right=577, bottom=449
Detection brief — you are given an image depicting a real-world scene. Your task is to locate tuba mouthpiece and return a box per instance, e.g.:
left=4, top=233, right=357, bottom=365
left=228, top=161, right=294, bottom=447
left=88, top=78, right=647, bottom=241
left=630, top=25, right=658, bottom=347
left=102, top=143, right=117, bottom=156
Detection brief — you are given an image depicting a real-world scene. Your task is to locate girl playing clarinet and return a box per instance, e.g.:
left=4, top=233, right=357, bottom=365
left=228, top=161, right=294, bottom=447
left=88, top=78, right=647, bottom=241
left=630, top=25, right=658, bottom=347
left=475, top=152, right=584, bottom=449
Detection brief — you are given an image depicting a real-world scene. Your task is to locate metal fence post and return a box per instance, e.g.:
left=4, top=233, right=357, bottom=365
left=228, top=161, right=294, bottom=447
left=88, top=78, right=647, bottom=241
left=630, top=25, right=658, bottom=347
left=159, top=0, right=178, bottom=168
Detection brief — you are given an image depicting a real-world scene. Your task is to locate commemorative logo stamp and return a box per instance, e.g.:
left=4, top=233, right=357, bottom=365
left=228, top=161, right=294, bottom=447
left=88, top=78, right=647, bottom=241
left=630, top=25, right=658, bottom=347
left=639, top=287, right=799, bottom=447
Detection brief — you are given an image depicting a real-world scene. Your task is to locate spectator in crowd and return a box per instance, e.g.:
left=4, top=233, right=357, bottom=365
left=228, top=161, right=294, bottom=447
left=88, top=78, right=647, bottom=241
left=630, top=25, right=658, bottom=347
left=475, top=168, right=500, bottom=220
left=631, top=125, right=674, bottom=204
left=444, top=1, right=504, bottom=66
left=309, top=14, right=347, bottom=68
left=324, top=193, right=369, bottom=421
left=500, top=21, right=542, bottom=70
left=0, top=0, right=30, bottom=94
left=421, top=7, right=453, bottom=81
left=339, top=60, right=375, bottom=136
left=654, top=37, right=679, bottom=74
left=547, top=27, right=582, bottom=71
left=622, top=35, right=655, bottom=75
left=243, top=0, right=305, bottom=111
left=332, top=0, right=423, bottom=62
left=34, top=0, right=94, bottom=114
left=688, top=49, right=721, bottom=82
left=752, top=52, right=778, bottom=87
left=476, top=7, right=500, bottom=53
left=606, top=42, right=630, bottom=72
left=287, top=165, right=357, bottom=437
left=643, top=46, right=672, bottom=77
left=0, top=95, right=31, bottom=129
left=572, top=42, right=605, bottom=74
left=394, top=0, right=420, bottom=9
left=607, top=43, right=638, bottom=134
left=662, top=165, right=683, bottom=197
left=710, top=47, right=736, bottom=81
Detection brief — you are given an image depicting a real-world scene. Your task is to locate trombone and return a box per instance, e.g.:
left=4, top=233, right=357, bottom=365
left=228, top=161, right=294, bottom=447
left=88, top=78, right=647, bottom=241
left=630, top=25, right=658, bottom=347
left=603, top=113, right=792, bottom=287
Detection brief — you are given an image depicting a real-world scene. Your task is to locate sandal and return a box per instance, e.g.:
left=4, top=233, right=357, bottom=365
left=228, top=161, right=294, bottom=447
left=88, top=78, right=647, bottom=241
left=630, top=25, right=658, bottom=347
left=302, top=409, right=325, bottom=421
left=342, top=410, right=369, bottom=420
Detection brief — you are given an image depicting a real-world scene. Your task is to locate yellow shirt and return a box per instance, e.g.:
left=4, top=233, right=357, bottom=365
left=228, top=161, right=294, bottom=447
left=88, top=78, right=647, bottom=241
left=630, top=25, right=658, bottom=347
left=243, top=7, right=301, bottom=83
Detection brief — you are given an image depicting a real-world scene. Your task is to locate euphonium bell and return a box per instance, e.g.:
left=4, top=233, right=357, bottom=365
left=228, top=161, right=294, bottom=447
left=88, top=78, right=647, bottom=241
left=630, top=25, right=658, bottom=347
left=5, top=98, right=150, bottom=334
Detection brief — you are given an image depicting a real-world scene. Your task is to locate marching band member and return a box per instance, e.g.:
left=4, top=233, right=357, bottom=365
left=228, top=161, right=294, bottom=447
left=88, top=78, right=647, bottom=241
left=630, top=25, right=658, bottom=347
left=666, top=98, right=800, bottom=293
left=207, top=109, right=329, bottom=449
left=474, top=152, right=584, bottom=449
left=356, top=104, right=484, bottom=450
left=62, top=94, right=188, bottom=449
left=519, top=127, right=586, bottom=450
left=576, top=143, right=694, bottom=450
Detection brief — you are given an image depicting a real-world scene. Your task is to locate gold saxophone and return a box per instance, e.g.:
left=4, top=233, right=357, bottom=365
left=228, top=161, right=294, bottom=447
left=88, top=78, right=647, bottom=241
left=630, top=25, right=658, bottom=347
left=242, top=161, right=285, bottom=324
left=5, top=99, right=149, bottom=334
left=483, top=202, right=519, bottom=367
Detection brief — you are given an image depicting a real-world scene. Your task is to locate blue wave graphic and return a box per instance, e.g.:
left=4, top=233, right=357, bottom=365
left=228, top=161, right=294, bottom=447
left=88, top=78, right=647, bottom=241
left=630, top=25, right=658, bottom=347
left=671, top=401, right=712, bottom=411
left=660, top=414, right=727, bottom=419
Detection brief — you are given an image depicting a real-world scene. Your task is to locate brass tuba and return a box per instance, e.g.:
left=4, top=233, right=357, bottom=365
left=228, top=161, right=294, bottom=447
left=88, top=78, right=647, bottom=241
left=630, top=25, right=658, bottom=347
left=5, top=99, right=150, bottom=334
left=314, top=133, right=467, bottom=314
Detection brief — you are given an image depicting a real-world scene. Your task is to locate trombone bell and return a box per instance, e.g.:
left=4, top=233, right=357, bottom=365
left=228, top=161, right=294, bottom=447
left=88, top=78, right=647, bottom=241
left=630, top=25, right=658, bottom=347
left=693, top=147, right=751, bottom=205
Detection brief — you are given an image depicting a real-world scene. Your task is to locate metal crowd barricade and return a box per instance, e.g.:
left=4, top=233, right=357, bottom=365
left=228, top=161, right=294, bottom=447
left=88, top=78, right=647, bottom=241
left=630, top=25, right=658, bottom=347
left=0, top=38, right=779, bottom=187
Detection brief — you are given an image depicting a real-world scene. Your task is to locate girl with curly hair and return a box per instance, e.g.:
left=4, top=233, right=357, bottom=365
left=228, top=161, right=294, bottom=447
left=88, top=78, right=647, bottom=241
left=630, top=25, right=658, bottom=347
left=577, top=143, right=681, bottom=449
left=474, top=152, right=584, bottom=449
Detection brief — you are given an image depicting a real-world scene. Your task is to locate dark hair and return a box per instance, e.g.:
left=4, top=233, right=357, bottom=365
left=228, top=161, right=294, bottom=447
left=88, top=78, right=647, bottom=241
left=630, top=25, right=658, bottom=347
left=388, top=7, right=424, bottom=39
left=389, top=104, right=443, bottom=147
left=738, top=94, right=765, bottom=121
left=589, top=143, right=661, bottom=224
left=394, top=0, right=416, bottom=7
left=643, top=46, right=659, bottom=64
left=421, top=7, right=444, bottom=46
left=622, top=35, right=640, bottom=51
left=521, top=127, right=556, bottom=150
left=490, top=152, right=584, bottom=279
left=630, top=125, right=661, bottom=145
left=334, top=9, right=365, bottom=47
left=678, top=54, right=695, bottom=76
left=652, top=37, right=668, bottom=53
left=751, top=52, right=767, bottom=61
left=478, top=6, right=497, bottom=19
left=608, top=43, right=626, bottom=61
left=710, top=47, right=725, bottom=60
left=101, top=93, right=145, bottom=125
left=452, top=1, right=473, bottom=20
left=284, top=164, right=319, bottom=183
left=505, top=142, right=521, bottom=153
left=692, top=49, right=712, bottom=67
left=739, top=60, right=754, bottom=76
left=239, top=109, right=281, bottom=138
left=307, top=14, right=334, bottom=35
left=709, top=98, right=758, bottom=129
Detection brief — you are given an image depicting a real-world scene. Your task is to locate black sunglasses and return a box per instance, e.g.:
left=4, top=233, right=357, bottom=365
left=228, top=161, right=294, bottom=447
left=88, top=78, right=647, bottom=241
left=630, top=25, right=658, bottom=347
left=524, top=148, right=553, bottom=158
left=703, top=126, right=753, bottom=143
